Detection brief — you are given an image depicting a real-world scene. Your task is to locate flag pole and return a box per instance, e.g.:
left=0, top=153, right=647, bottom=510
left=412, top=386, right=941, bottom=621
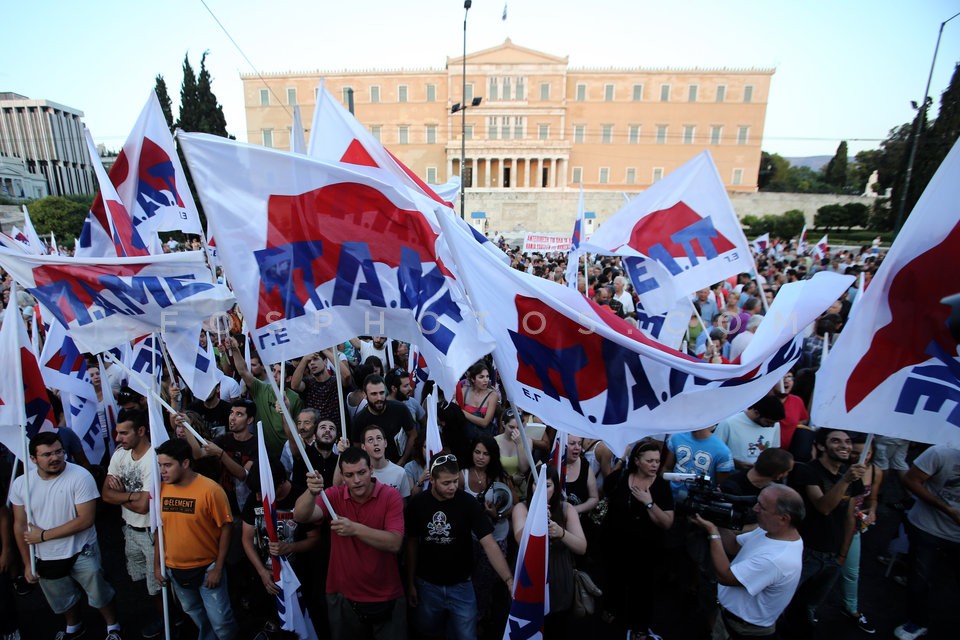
left=9, top=283, right=37, bottom=575
left=330, top=347, right=349, bottom=443
left=509, top=401, right=538, bottom=474
left=264, top=360, right=338, bottom=520
left=101, top=352, right=208, bottom=445
left=148, top=346, right=173, bottom=640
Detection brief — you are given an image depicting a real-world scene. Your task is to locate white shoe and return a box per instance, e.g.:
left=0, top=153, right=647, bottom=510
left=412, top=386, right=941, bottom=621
left=894, top=622, right=928, bottom=640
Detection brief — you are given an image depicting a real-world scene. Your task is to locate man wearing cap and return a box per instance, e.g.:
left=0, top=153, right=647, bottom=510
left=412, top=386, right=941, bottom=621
left=714, top=397, right=785, bottom=470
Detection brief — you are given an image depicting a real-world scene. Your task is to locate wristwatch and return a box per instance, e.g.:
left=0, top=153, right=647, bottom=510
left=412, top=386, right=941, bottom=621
left=645, top=501, right=655, bottom=510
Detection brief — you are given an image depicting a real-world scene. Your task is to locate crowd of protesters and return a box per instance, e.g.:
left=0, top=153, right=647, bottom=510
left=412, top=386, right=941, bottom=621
left=0, top=233, right=958, bottom=640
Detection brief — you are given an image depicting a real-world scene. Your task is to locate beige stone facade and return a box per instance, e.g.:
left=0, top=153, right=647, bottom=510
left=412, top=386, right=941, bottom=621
left=242, top=40, right=773, bottom=230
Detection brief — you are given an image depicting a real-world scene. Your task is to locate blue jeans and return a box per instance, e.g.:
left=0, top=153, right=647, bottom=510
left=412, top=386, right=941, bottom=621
left=168, top=564, right=237, bottom=640
left=786, top=549, right=841, bottom=639
left=905, top=522, right=960, bottom=627
left=415, top=578, right=477, bottom=640
left=840, top=532, right=862, bottom=614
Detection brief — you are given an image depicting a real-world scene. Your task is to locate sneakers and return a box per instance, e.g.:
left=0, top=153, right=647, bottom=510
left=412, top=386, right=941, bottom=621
left=844, top=611, right=876, bottom=634
left=13, top=576, right=33, bottom=596
left=140, top=619, right=163, bottom=640
left=53, top=625, right=86, bottom=640
left=894, top=622, right=928, bottom=640
left=104, top=631, right=122, bottom=640
left=2, top=631, right=21, bottom=640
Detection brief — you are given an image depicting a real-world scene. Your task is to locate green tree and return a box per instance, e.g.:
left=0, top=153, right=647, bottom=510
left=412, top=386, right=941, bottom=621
left=815, top=204, right=844, bottom=231
left=758, top=152, right=790, bottom=190
left=841, top=202, right=869, bottom=230
left=822, top=141, right=848, bottom=192
left=155, top=74, right=174, bottom=130
left=848, top=149, right=882, bottom=194
left=177, top=53, right=201, bottom=132
left=27, top=196, right=90, bottom=242
left=868, top=198, right=895, bottom=231
left=773, top=209, right=806, bottom=239
left=196, top=51, right=229, bottom=137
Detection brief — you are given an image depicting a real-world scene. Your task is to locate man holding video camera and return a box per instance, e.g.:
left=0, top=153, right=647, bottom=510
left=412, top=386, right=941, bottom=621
left=691, top=484, right=805, bottom=640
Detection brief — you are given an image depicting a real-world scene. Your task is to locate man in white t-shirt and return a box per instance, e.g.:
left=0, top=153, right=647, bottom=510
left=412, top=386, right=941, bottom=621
left=10, top=432, right=123, bottom=640
left=714, top=397, right=785, bottom=470
left=338, top=424, right=411, bottom=502
left=692, top=484, right=805, bottom=639
left=103, top=409, right=162, bottom=638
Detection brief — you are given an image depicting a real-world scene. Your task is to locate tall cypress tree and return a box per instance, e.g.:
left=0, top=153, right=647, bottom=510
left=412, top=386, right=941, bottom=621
left=177, top=53, right=201, bottom=132
left=823, top=141, right=848, bottom=192
left=196, top=51, right=229, bottom=138
left=154, top=74, right=174, bottom=130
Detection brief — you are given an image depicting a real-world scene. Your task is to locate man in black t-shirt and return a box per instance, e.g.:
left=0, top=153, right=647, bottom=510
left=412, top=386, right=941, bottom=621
left=405, top=456, right=513, bottom=640
left=718, top=448, right=795, bottom=542
left=786, top=428, right=866, bottom=638
left=351, top=375, right=416, bottom=466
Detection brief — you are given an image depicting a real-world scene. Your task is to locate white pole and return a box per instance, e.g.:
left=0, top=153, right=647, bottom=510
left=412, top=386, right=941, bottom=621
left=331, top=348, right=348, bottom=443
left=20, top=424, right=37, bottom=575
left=858, top=434, right=874, bottom=466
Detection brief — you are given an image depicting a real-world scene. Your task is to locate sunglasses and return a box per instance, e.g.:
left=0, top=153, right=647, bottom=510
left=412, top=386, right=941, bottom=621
left=430, top=454, right=457, bottom=471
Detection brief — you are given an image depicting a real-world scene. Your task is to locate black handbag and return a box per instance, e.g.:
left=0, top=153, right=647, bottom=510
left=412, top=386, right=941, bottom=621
left=170, top=566, right=208, bottom=589
left=35, top=552, right=81, bottom=579
left=347, top=598, right=395, bottom=624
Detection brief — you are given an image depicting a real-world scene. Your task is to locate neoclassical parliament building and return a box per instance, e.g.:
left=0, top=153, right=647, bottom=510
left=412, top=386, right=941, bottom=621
left=242, top=40, right=773, bottom=233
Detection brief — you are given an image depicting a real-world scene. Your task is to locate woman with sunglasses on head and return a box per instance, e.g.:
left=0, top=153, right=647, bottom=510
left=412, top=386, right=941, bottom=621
left=495, top=408, right=533, bottom=494
left=600, top=439, right=675, bottom=640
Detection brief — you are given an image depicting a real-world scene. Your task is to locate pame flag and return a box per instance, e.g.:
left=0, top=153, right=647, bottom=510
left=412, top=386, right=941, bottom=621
left=40, top=322, right=97, bottom=401
left=439, top=212, right=851, bottom=452
left=583, top=151, right=752, bottom=313
left=178, top=132, right=494, bottom=395
left=124, top=335, right=164, bottom=397
left=0, top=249, right=235, bottom=354
left=0, top=287, right=57, bottom=456
left=812, top=139, right=960, bottom=447
left=164, top=328, right=220, bottom=401
left=110, top=91, right=204, bottom=244
left=752, top=233, right=770, bottom=255
left=504, top=465, right=548, bottom=640
left=64, top=392, right=106, bottom=465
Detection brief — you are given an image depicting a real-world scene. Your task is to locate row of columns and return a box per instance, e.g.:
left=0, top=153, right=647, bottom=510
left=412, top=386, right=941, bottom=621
left=447, top=156, right=568, bottom=189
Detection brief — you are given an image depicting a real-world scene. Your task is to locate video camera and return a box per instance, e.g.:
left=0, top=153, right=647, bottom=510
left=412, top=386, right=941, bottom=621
left=664, top=472, right=758, bottom=531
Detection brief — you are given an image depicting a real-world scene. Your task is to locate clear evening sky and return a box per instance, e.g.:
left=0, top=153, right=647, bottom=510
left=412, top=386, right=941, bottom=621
left=4, top=0, right=959, bottom=159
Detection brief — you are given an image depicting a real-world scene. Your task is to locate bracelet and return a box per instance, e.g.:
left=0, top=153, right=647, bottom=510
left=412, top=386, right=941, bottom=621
left=40, top=530, right=45, bottom=542
left=560, top=528, right=566, bottom=539
left=708, top=534, right=721, bottom=540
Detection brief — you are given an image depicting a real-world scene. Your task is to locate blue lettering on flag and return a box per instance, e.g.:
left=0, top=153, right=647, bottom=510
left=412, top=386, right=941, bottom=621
left=895, top=342, right=960, bottom=427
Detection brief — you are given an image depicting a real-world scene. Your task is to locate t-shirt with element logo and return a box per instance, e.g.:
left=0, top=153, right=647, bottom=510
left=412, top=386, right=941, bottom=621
left=160, top=474, right=233, bottom=569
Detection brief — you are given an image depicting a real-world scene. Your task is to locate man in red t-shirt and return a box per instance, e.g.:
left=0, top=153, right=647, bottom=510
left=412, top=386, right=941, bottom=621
left=293, top=447, right=405, bottom=640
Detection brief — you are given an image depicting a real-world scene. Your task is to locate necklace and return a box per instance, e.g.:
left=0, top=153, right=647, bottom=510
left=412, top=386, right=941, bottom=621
left=471, top=468, right=488, bottom=490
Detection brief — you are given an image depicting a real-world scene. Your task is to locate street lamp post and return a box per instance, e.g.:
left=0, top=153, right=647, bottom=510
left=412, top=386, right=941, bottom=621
left=459, top=1, right=472, bottom=219
left=895, top=11, right=960, bottom=232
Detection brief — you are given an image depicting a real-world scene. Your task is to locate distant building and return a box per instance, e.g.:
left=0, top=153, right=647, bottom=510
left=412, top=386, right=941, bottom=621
left=0, top=155, right=48, bottom=200
left=0, top=92, right=94, bottom=197
left=242, top=40, right=773, bottom=232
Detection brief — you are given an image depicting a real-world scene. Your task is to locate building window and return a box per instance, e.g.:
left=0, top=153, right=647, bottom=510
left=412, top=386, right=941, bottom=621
left=656, top=125, right=668, bottom=144
left=732, top=168, right=744, bottom=186
left=465, top=83, right=474, bottom=103
left=602, top=125, right=613, bottom=144
left=538, top=124, right=549, bottom=140
left=710, top=125, right=722, bottom=145
left=426, top=84, right=436, bottom=102
left=660, top=84, right=670, bottom=102
left=398, top=126, right=409, bottom=144
left=688, top=85, right=698, bottom=102
left=464, top=125, right=474, bottom=140
left=371, top=125, right=382, bottom=142
left=426, top=125, right=437, bottom=144
left=342, top=86, right=353, bottom=104
left=488, top=117, right=498, bottom=140
left=737, top=126, right=749, bottom=145
left=501, top=116, right=510, bottom=140
left=259, top=89, right=269, bottom=106
left=370, top=85, right=381, bottom=103
left=262, top=129, right=273, bottom=147
left=574, top=125, right=585, bottom=144
left=572, top=167, right=582, bottom=184
left=517, top=77, right=525, bottom=100
left=576, top=83, right=586, bottom=101
left=653, top=167, right=664, bottom=183
left=629, top=125, right=641, bottom=144
left=632, top=84, right=643, bottom=101
left=287, top=88, right=297, bottom=105
left=599, top=167, right=609, bottom=184
left=503, top=77, right=512, bottom=101
left=604, top=84, right=615, bottom=101
left=514, top=116, right=523, bottom=139
left=744, top=85, right=754, bottom=103
left=489, top=78, right=499, bottom=101
left=626, top=168, right=636, bottom=184
left=540, top=82, right=550, bottom=101
left=683, top=125, right=695, bottom=144
left=398, top=85, right=408, bottom=103
left=427, top=167, right=438, bottom=184
left=716, top=85, right=726, bottom=102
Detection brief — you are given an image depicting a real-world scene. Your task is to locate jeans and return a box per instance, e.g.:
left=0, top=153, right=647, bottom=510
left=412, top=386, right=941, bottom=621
left=168, top=564, right=238, bottom=640
left=905, top=522, right=960, bottom=627
left=39, top=541, right=115, bottom=614
left=840, top=532, right=862, bottom=614
left=786, top=549, right=841, bottom=639
left=415, top=578, right=477, bottom=640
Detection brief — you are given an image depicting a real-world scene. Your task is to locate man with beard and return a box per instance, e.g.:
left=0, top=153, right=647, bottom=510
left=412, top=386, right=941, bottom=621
left=282, top=409, right=340, bottom=493
left=199, top=399, right=258, bottom=516
left=385, top=367, right=425, bottom=427
left=786, top=428, right=866, bottom=638
left=351, top=375, right=417, bottom=466
left=291, top=350, right=342, bottom=425
left=10, top=433, right=123, bottom=640
left=351, top=336, right=391, bottom=370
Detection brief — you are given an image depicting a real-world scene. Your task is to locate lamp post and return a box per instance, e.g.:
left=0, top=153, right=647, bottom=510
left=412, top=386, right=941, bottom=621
left=460, top=1, right=471, bottom=219
left=452, top=96, right=483, bottom=220
left=894, top=11, right=960, bottom=232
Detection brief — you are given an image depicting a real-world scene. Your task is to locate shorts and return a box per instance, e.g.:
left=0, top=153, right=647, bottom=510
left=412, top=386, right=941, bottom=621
left=39, top=541, right=115, bottom=614
left=874, top=437, right=909, bottom=471
left=124, top=524, right=160, bottom=596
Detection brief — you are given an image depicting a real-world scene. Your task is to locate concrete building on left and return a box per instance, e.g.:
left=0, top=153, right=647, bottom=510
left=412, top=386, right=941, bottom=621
left=0, top=92, right=93, bottom=199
